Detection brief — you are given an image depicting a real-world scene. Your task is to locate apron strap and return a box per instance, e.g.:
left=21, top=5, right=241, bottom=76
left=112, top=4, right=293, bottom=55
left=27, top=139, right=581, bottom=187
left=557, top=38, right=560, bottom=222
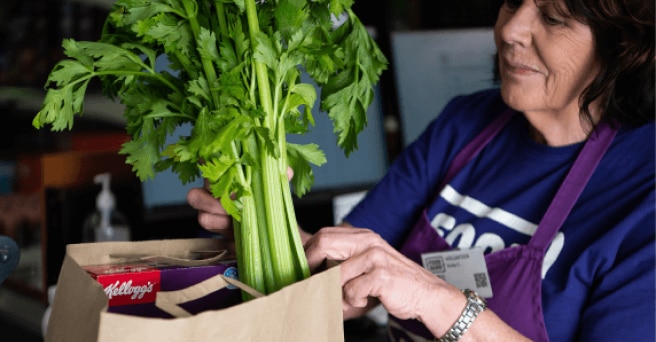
left=438, top=108, right=516, bottom=191
left=530, top=122, right=618, bottom=249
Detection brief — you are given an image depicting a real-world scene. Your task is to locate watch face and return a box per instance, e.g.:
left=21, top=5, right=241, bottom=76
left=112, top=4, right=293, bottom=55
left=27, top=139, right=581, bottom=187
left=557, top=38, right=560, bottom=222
left=465, top=289, right=487, bottom=306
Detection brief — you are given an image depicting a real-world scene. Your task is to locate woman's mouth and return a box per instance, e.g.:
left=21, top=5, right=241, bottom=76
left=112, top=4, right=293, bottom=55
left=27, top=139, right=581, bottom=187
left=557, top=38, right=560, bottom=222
left=503, top=59, right=543, bottom=76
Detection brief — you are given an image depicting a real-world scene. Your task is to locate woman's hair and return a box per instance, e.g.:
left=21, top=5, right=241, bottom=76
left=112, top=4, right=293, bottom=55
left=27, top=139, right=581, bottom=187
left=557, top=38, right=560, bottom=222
left=494, top=0, right=655, bottom=127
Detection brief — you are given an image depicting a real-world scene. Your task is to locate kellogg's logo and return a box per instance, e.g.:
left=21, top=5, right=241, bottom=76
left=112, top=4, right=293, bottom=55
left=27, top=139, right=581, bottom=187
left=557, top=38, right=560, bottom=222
left=104, top=280, right=155, bottom=300
left=93, top=268, right=161, bottom=306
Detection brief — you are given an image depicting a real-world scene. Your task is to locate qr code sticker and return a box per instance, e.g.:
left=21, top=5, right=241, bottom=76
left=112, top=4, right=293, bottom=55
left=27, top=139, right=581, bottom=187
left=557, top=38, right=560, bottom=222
left=425, top=256, right=446, bottom=274
left=474, top=272, right=488, bottom=288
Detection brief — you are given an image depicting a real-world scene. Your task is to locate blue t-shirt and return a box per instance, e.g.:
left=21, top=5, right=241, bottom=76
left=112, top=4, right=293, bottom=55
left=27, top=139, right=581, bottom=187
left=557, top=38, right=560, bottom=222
left=345, top=88, right=655, bottom=341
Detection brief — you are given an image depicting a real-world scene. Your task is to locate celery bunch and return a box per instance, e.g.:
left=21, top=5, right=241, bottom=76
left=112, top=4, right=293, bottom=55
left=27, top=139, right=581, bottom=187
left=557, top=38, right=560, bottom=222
left=33, top=0, right=387, bottom=297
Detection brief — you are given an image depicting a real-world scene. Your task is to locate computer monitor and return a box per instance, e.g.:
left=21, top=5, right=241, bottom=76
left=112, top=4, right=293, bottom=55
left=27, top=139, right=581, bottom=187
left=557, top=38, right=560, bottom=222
left=391, top=28, right=498, bottom=146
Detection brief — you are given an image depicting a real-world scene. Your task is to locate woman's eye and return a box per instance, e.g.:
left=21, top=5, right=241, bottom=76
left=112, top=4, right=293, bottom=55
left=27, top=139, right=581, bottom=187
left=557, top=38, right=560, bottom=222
left=542, top=13, right=566, bottom=26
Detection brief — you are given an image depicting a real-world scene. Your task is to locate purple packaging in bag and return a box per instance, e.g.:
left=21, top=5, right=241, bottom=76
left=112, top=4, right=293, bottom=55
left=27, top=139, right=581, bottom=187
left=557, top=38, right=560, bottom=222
left=84, top=260, right=243, bottom=318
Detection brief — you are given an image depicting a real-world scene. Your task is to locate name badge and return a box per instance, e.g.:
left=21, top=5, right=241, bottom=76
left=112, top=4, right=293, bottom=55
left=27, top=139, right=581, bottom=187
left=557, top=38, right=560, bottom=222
left=421, top=248, right=493, bottom=298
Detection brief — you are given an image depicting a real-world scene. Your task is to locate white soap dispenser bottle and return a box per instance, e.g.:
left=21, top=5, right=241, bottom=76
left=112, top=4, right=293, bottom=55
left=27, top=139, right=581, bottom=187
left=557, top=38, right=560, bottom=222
left=82, top=172, right=131, bottom=242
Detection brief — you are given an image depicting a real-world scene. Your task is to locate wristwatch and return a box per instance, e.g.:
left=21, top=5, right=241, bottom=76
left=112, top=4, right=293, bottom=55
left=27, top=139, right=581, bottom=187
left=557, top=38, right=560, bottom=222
left=436, top=289, right=487, bottom=342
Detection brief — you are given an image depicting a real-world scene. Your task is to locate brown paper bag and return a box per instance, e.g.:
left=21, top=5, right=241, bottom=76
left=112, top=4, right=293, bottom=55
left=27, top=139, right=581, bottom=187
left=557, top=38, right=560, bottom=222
left=46, top=238, right=344, bottom=342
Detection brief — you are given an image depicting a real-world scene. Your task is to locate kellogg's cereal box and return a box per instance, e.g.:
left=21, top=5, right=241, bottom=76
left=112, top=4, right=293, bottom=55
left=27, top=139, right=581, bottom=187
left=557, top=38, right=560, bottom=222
left=84, top=260, right=242, bottom=318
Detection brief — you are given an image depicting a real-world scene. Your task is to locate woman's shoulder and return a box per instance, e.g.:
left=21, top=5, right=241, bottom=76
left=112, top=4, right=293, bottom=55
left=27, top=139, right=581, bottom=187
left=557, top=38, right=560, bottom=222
left=417, top=87, right=509, bottom=144
left=603, top=121, right=655, bottom=179
left=439, top=88, right=508, bottom=127
left=443, top=88, right=507, bottom=116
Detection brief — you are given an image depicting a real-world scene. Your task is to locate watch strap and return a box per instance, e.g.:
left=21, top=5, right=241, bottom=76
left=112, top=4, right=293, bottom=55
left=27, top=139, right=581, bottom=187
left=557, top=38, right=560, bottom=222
left=436, top=289, right=487, bottom=342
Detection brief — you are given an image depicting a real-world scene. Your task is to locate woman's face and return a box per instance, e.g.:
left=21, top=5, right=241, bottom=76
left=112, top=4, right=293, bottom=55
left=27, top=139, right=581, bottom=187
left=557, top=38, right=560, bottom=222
left=494, top=0, right=600, bottom=119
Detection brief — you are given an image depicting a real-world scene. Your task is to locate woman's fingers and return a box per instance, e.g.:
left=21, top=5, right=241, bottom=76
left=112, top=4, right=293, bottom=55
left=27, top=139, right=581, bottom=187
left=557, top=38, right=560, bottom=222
left=187, top=187, right=233, bottom=235
left=340, top=248, right=436, bottom=321
left=305, top=226, right=450, bottom=322
left=187, top=187, right=224, bottom=214
left=342, top=265, right=389, bottom=311
left=304, top=227, right=383, bottom=271
left=189, top=167, right=292, bottom=234
left=287, top=167, right=294, bottom=182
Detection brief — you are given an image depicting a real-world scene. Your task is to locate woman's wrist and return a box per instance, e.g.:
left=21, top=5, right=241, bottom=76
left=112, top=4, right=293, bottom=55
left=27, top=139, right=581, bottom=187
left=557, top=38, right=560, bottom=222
left=418, top=282, right=468, bottom=338
left=420, top=290, right=532, bottom=342
left=436, top=289, right=487, bottom=341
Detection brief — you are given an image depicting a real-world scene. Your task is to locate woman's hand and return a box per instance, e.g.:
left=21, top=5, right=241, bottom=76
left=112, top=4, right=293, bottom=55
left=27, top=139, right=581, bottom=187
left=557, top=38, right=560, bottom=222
left=186, top=179, right=234, bottom=237
left=187, top=167, right=298, bottom=239
left=304, top=226, right=466, bottom=337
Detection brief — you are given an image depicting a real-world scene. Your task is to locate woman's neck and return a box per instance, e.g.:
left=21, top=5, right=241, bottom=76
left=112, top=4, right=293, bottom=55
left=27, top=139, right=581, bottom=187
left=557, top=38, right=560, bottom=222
left=524, top=110, right=597, bottom=147
left=527, top=123, right=588, bottom=146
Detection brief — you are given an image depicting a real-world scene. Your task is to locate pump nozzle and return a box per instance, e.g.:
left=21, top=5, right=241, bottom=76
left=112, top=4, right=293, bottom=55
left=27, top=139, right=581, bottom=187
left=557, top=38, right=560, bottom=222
left=94, top=173, right=115, bottom=229
left=82, top=172, right=130, bottom=242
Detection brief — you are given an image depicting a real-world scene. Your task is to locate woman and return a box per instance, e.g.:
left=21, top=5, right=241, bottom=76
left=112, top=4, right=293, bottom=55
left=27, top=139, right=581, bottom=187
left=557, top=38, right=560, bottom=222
left=188, top=0, right=655, bottom=340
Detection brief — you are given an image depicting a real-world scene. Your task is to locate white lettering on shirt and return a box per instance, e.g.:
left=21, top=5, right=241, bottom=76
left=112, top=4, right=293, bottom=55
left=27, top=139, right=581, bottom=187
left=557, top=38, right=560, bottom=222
left=430, top=185, right=565, bottom=279
left=441, top=185, right=538, bottom=235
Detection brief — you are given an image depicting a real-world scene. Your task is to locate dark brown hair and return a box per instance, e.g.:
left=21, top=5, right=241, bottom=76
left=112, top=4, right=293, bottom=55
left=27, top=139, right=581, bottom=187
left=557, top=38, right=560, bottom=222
left=494, top=0, right=655, bottom=127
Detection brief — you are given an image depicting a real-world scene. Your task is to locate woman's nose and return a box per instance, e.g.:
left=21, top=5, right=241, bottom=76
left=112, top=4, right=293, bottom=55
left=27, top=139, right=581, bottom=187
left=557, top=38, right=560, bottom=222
left=498, top=3, right=536, bottom=48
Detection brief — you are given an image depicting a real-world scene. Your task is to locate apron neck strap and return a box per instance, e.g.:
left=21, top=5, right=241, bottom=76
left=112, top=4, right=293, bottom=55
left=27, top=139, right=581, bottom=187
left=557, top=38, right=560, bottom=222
left=530, top=122, right=618, bottom=249
left=438, top=108, right=516, bottom=191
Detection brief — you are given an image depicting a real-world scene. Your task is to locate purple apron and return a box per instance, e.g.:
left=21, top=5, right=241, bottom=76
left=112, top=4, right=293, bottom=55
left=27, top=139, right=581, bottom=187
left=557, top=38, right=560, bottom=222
left=387, top=109, right=618, bottom=341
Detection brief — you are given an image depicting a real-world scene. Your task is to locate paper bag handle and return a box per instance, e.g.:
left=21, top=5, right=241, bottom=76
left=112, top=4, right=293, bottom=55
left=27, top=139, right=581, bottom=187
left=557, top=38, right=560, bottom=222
left=155, top=273, right=264, bottom=318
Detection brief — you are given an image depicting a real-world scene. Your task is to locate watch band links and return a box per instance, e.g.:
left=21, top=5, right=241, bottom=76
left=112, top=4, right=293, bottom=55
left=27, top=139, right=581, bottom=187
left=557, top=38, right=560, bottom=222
left=436, top=289, right=487, bottom=342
